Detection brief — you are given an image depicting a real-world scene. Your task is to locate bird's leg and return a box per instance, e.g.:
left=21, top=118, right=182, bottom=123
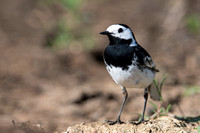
left=131, top=87, right=148, bottom=125
left=106, top=87, right=128, bottom=125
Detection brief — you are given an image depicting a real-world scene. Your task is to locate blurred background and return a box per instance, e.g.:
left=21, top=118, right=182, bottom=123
left=0, top=0, right=200, bottom=132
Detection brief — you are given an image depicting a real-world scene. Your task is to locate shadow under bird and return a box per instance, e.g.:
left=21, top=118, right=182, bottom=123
left=100, top=24, right=159, bottom=125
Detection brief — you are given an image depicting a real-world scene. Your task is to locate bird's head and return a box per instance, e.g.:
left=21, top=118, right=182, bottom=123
left=100, top=24, right=137, bottom=45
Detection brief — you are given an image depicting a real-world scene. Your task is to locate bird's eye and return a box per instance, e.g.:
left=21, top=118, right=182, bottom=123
left=118, top=28, right=123, bottom=33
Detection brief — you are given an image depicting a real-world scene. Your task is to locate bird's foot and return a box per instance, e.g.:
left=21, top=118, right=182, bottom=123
left=105, top=119, right=125, bottom=125
left=129, top=119, right=147, bottom=125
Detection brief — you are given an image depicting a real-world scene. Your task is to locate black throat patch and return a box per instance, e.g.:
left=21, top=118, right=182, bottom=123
left=104, top=42, right=135, bottom=70
left=107, top=35, right=133, bottom=45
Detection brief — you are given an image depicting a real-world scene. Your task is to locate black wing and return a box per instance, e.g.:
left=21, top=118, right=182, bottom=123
left=134, top=46, right=159, bottom=72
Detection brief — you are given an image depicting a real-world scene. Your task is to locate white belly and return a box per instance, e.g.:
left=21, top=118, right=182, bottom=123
left=106, top=65, right=155, bottom=88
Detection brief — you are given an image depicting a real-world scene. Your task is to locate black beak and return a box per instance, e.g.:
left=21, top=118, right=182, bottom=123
left=99, top=31, right=110, bottom=35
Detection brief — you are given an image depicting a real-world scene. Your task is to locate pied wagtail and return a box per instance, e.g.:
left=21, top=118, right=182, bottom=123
left=100, top=24, right=159, bottom=125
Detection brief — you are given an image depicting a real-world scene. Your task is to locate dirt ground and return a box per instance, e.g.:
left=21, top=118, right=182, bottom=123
left=66, top=116, right=199, bottom=133
left=0, top=0, right=200, bottom=132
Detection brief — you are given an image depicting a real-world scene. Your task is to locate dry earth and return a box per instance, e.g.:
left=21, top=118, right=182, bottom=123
left=66, top=116, right=198, bottom=133
left=10, top=116, right=199, bottom=133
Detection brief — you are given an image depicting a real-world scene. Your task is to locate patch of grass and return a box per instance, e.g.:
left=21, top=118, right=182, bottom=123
left=197, top=125, right=200, bottom=133
left=153, top=74, right=168, bottom=102
left=175, top=116, right=200, bottom=123
left=46, top=20, right=73, bottom=49
left=149, top=101, right=172, bottom=117
left=183, top=86, right=200, bottom=96
left=137, top=113, right=149, bottom=122
left=186, top=14, right=200, bottom=34
left=137, top=74, right=171, bottom=121
left=149, top=74, right=172, bottom=118
left=60, top=0, right=82, bottom=11
left=41, top=0, right=95, bottom=51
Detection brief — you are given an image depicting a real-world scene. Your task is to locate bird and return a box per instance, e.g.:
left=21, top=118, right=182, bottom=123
left=100, top=24, right=159, bottom=125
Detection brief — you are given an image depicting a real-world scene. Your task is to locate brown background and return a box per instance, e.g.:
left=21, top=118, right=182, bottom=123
left=0, top=0, right=200, bottom=132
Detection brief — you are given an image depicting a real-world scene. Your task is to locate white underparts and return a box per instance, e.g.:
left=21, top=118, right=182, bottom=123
left=106, top=64, right=155, bottom=89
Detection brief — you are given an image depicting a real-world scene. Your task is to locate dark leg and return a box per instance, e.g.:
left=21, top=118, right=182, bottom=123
left=106, top=87, right=128, bottom=125
left=130, top=87, right=148, bottom=125
left=137, top=87, right=148, bottom=124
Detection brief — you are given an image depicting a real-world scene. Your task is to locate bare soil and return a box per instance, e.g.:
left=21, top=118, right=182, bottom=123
left=0, top=0, right=200, bottom=132
left=66, top=116, right=198, bottom=133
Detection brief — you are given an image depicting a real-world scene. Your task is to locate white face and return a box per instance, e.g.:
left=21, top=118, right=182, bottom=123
left=106, top=24, right=134, bottom=40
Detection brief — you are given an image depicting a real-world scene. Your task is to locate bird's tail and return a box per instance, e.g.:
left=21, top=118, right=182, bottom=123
left=148, top=82, right=161, bottom=101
